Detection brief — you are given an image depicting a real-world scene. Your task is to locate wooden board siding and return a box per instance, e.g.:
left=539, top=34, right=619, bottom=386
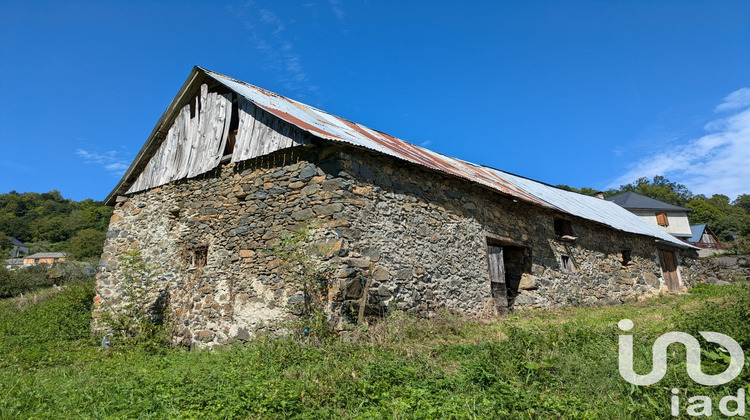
left=487, top=245, right=508, bottom=312
left=126, top=85, right=310, bottom=195
left=231, top=97, right=308, bottom=163
left=127, top=84, right=232, bottom=194
left=657, top=249, right=680, bottom=292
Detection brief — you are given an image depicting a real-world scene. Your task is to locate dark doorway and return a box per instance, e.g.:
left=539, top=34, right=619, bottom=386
left=487, top=245, right=508, bottom=313
left=486, top=241, right=527, bottom=312
left=657, top=249, right=680, bottom=293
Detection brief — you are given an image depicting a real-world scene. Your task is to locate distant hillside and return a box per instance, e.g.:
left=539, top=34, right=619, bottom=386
left=0, top=190, right=112, bottom=260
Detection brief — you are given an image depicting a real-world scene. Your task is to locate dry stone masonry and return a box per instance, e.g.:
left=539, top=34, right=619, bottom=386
left=94, top=144, right=703, bottom=348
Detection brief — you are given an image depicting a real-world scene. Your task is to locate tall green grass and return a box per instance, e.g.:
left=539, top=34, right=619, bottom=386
left=1, top=281, right=748, bottom=418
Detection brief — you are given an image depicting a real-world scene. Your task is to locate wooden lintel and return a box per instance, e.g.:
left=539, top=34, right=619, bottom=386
left=483, top=231, right=529, bottom=248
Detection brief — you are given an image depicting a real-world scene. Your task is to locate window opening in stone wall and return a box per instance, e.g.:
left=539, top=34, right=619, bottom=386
left=554, top=218, right=575, bottom=240
left=656, top=212, right=669, bottom=227
left=560, top=254, right=575, bottom=272
left=186, top=246, right=208, bottom=268
left=620, top=249, right=632, bottom=267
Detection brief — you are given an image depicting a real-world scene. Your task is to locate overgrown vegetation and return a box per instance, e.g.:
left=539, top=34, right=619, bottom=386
left=1, top=279, right=749, bottom=418
left=0, top=190, right=111, bottom=259
left=0, top=262, right=92, bottom=298
left=272, top=224, right=335, bottom=340
left=97, top=249, right=170, bottom=349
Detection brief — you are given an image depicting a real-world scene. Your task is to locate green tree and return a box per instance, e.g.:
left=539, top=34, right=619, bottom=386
left=0, top=231, right=10, bottom=254
left=0, top=190, right=111, bottom=251
left=616, top=176, right=693, bottom=206
left=69, top=229, right=107, bottom=260
left=733, top=194, right=750, bottom=214
left=687, top=200, right=725, bottom=225
left=555, top=185, right=600, bottom=196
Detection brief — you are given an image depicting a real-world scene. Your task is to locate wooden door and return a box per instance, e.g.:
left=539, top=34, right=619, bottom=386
left=487, top=245, right=508, bottom=312
left=658, top=250, right=680, bottom=293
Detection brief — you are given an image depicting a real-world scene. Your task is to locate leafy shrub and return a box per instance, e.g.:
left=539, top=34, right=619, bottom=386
left=0, top=264, right=49, bottom=297
left=98, top=249, right=169, bottom=349
left=0, top=262, right=93, bottom=298
left=0, top=264, right=73, bottom=298
left=272, top=224, right=335, bottom=341
left=0, top=278, right=96, bottom=369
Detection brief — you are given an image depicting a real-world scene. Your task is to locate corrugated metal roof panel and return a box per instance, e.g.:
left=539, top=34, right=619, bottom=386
left=204, top=68, right=693, bottom=249
left=207, top=70, right=546, bottom=206
left=497, top=172, right=693, bottom=247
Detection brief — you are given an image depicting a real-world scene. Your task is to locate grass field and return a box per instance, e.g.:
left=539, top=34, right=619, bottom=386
left=1, top=279, right=748, bottom=419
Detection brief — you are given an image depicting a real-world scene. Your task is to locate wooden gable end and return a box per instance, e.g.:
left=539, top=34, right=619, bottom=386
left=126, top=83, right=309, bottom=195
left=231, top=96, right=308, bottom=163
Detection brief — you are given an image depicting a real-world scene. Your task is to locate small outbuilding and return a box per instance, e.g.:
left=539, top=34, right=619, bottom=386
left=23, top=252, right=67, bottom=266
left=688, top=224, right=722, bottom=249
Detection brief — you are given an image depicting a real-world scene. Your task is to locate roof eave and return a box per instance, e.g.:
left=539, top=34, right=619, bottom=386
left=622, top=207, right=693, bottom=213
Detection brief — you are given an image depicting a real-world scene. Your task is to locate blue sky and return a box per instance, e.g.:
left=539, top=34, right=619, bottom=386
left=1, top=1, right=749, bottom=201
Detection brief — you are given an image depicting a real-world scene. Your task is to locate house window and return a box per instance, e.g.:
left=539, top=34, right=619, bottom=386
left=656, top=212, right=669, bottom=227
left=560, top=254, right=576, bottom=272
left=554, top=218, right=574, bottom=238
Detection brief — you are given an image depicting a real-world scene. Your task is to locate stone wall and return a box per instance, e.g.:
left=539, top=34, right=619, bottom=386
left=94, top=142, right=698, bottom=348
left=683, top=255, right=750, bottom=285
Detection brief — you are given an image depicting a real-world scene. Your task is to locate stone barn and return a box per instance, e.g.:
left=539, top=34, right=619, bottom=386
left=94, top=67, right=699, bottom=347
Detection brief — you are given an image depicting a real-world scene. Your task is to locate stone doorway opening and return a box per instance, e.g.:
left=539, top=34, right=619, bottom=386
left=486, top=237, right=528, bottom=313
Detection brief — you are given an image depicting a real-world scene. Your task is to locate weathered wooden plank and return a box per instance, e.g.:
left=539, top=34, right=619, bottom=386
left=187, top=85, right=210, bottom=178
left=232, top=97, right=258, bottom=163
left=232, top=97, right=307, bottom=163
left=128, top=87, right=304, bottom=194
left=487, top=245, right=508, bottom=310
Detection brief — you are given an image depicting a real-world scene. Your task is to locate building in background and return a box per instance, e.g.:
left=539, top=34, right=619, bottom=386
left=9, top=237, right=29, bottom=258
left=23, top=252, right=67, bottom=266
left=688, top=223, right=723, bottom=254
left=605, top=192, right=693, bottom=240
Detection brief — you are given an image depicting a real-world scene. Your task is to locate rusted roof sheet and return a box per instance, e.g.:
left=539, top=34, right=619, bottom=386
left=205, top=69, right=692, bottom=249
left=207, top=70, right=545, bottom=206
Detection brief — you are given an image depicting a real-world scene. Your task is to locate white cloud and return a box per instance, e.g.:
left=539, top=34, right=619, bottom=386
left=609, top=87, right=750, bottom=199
left=259, top=9, right=285, bottom=34
left=229, top=4, right=318, bottom=97
left=328, top=0, right=345, bottom=21
left=76, top=149, right=129, bottom=176
left=715, top=87, right=750, bottom=113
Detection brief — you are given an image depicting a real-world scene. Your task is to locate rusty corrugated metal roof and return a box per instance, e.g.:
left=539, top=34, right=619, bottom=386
left=206, top=69, right=546, bottom=206
left=205, top=68, right=692, bottom=249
